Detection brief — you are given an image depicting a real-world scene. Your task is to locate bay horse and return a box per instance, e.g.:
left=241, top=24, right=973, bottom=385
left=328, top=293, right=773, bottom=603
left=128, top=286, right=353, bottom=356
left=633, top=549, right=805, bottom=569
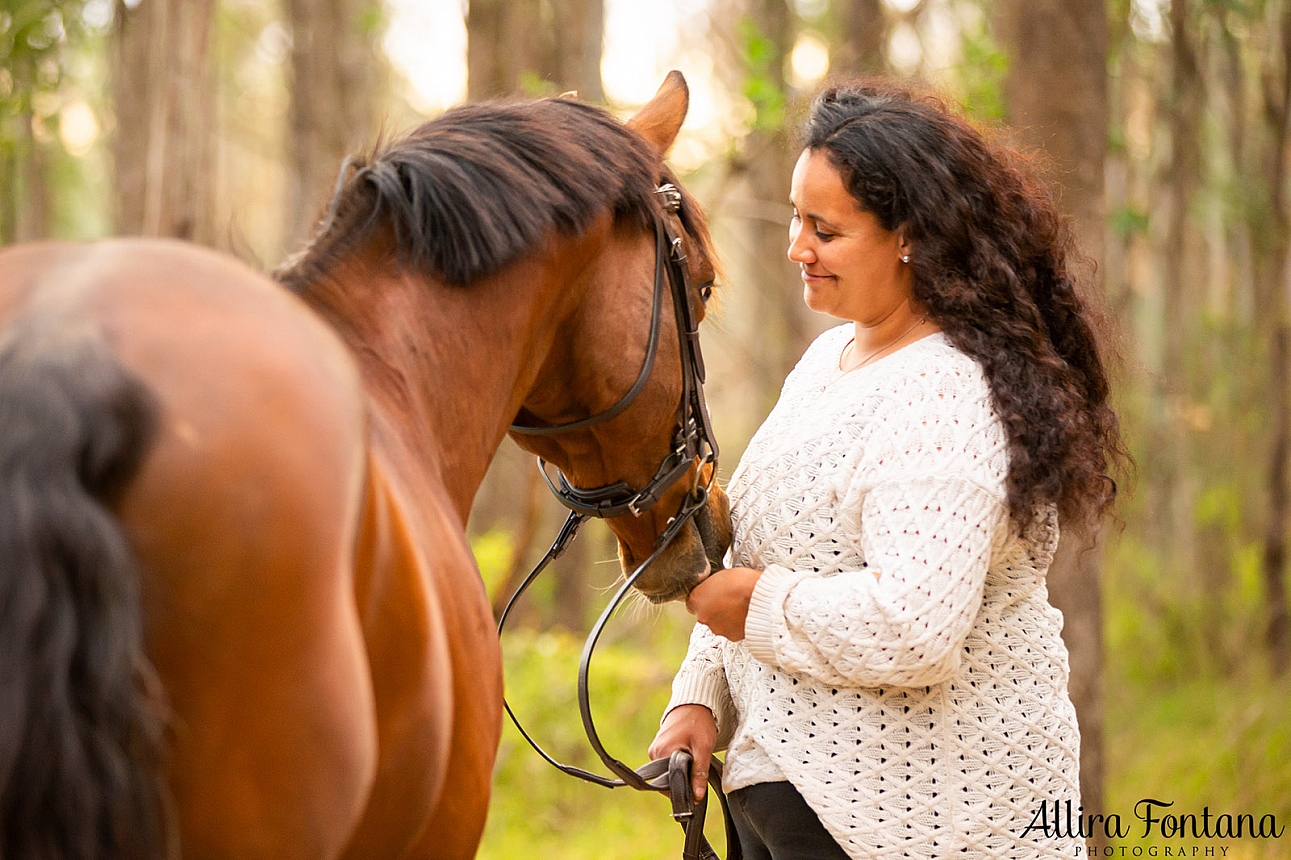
left=0, top=72, right=730, bottom=860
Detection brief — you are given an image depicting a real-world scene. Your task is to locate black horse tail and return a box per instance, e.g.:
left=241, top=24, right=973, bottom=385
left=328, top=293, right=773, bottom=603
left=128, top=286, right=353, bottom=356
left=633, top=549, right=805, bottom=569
left=0, top=319, right=172, bottom=860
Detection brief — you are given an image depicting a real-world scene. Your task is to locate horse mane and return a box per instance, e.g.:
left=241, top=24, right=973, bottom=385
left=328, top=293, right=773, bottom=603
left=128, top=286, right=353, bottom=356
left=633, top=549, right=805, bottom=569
left=276, top=98, right=673, bottom=290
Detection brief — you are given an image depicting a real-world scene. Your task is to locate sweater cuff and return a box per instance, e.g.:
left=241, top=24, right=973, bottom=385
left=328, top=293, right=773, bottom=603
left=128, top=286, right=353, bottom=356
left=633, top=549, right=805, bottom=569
left=744, top=564, right=801, bottom=667
left=665, top=668, right=728, bottom=723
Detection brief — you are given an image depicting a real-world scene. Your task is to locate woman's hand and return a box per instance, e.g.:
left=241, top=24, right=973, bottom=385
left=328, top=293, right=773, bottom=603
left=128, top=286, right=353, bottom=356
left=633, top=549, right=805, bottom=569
left=686, top=566, right=763, bottom=641
left=647, top=704, right=717, bottom=801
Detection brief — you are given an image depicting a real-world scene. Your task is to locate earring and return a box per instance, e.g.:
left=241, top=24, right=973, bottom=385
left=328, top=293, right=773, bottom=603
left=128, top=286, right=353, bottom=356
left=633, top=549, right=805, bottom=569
left=901, top=254, right=911, bottom=264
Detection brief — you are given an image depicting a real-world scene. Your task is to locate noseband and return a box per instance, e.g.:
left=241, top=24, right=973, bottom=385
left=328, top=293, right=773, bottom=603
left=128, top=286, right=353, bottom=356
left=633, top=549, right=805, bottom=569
left=499, top=186, right=738, bottom=860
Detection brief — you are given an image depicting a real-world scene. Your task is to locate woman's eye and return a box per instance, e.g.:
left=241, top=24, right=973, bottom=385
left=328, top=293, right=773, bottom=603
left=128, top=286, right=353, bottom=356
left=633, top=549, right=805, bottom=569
left=815, top=230, right=836, bottom=241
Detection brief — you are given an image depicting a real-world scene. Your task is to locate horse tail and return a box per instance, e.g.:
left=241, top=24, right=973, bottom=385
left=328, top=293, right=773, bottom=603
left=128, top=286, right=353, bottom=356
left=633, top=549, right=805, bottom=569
left=0, top=319, right=172, bottom=860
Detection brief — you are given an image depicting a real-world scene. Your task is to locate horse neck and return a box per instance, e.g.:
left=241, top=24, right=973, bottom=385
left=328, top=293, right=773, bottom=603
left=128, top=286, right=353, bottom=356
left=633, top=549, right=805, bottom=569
left=296, top=237, right=596, bottom=525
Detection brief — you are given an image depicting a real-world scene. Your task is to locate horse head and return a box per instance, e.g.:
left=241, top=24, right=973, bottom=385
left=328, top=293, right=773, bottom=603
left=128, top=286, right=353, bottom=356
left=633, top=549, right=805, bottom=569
left=508, top=72, right=732, bottom=603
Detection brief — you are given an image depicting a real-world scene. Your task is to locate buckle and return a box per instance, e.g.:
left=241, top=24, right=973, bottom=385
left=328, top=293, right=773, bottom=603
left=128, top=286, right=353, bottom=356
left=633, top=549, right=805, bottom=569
left=627, top=495, right=648, bottom=518
left=655, top=183, right=683, bottom=211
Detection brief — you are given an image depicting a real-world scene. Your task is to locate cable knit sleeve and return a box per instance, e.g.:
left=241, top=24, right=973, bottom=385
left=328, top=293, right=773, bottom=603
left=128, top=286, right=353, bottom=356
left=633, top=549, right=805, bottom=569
left=741, top=359, right=1010, bottom=690
left=663, top=621, right=738, bottom=749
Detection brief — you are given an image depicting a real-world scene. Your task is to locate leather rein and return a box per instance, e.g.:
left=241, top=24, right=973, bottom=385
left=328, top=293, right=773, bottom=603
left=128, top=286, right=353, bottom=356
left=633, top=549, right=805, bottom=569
left=500, top=186, right=739, bottom=860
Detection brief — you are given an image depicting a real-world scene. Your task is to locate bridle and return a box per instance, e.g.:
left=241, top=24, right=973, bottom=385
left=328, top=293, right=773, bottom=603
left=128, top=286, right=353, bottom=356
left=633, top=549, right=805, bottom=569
left=509, top=183, right=718, bottom=520
left=500, top=185, right=738, bottom=860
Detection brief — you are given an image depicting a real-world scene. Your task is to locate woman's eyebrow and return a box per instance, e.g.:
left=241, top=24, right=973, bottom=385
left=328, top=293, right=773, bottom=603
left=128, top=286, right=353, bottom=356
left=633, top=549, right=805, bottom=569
left=790, top=193, right=844, bottom=230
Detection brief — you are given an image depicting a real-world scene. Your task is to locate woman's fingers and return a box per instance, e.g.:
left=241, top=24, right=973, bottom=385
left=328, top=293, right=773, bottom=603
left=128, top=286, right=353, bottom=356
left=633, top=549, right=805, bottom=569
left=647, top=704, right=717, bottom=800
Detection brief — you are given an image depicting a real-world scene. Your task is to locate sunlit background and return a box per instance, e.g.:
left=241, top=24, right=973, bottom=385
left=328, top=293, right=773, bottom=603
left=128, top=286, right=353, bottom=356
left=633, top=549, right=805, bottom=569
left=1, top=0, right=1287, bottom=858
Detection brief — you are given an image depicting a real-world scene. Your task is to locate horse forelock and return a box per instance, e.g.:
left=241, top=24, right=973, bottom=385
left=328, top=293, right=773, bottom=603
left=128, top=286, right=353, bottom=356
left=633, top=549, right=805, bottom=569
left=277, top=98, right=675, bottom=291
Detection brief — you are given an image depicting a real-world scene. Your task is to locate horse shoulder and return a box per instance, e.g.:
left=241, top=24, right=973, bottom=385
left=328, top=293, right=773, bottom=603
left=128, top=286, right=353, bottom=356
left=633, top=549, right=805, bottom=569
left=338, top=450, right=460, bottom=857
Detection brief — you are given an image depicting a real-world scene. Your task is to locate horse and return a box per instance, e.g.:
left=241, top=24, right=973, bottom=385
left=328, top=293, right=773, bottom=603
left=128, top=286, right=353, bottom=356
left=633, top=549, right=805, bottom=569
left=0, top=71, right=731, bottom=860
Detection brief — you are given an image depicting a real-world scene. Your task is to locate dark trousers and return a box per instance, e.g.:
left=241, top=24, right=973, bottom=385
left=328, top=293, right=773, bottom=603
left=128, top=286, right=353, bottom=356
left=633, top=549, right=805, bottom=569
left=727, top=781, right=850, bottom=860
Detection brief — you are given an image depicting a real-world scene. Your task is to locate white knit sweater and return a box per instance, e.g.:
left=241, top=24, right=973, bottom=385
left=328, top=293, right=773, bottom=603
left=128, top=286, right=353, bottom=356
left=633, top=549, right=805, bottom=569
left=666, top=325, right=1083, bottom=859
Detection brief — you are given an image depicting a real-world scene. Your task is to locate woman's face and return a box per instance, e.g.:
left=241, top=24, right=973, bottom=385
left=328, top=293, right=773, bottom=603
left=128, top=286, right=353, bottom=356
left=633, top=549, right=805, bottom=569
left=787, top=148, right=915, bottom=326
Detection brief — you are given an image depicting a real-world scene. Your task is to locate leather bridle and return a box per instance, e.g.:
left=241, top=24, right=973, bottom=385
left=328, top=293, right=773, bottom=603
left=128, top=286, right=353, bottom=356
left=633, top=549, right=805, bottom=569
left=500, top=186, right=739, bottom=860
left=508, top=183, right=718, bottom=519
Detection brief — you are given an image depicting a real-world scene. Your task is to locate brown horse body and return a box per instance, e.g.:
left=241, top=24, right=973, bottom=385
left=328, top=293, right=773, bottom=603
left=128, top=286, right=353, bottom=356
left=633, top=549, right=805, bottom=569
left=0, top=75, right=729, bottom=860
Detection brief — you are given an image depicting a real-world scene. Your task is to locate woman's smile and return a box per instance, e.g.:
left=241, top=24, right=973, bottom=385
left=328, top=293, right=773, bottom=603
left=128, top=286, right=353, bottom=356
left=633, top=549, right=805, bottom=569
left=787, top=149, right=919, bottom=333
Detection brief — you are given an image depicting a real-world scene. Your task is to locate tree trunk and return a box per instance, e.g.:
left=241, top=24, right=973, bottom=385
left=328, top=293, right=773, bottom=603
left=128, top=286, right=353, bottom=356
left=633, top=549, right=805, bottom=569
left=0, top=149, right=13, bottom=244
left=834, top=0, right=886, bottom=75
left=111, top=0, right=217, bottom=243
left=1253, top=0, right=1291, bottom=676
left=284, top=0, right=383, bottom=251
left=5, top=33, right=52, bottom=242
left=468, top=0, right=604, bottom=100
left=996, top=0, right=1109, bottom=835
left=1157, top=0, right=1206, bottom=582
left=465, top=0, right=607, bottom=621
left=553, top=0, right=605, bottom=102
left=13, top=106, right=50, bottom=242
left=490, top=465, right=549, bottom=625
left=723, top=0, right=812, bottom=419
left=1265, top=330, right=1291, bottom=675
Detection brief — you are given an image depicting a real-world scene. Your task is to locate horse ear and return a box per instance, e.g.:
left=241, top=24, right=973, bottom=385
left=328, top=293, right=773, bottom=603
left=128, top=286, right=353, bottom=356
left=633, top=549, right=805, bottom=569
left=626, top=70, right=689, bottom=155
left=558, top=90, right=579, bottom=99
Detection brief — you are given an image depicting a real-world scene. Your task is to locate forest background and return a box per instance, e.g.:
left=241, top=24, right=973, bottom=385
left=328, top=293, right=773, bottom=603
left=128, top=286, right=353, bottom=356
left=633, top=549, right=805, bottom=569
left=2, top=0, right=1289, bottom=856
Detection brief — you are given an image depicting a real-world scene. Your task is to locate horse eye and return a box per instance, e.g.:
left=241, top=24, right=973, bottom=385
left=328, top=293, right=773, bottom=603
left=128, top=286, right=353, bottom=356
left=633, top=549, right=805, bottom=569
left=698, top=282, right=714, bottom=305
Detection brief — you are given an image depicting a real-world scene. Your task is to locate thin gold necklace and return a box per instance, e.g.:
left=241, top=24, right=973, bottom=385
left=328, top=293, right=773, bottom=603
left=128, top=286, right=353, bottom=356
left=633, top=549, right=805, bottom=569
left=821, top=314, right=929, bottom=392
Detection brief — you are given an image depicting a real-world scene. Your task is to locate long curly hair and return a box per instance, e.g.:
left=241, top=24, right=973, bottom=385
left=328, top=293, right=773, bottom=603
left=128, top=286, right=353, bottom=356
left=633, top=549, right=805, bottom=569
left=801, top=80, right=1128, bottom=532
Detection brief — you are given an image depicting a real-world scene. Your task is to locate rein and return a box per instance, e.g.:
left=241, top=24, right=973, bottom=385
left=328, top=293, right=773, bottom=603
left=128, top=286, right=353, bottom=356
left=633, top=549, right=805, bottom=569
left=499, top=188, right=739, bottom=860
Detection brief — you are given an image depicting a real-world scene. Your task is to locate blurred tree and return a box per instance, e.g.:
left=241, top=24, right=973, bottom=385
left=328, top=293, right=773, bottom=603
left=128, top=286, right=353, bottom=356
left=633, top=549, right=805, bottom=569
left=111, top=0, right=217, bottom=242
left=715, top=0, right=814, bottom=422
left=283, top=0, right=385, bottom=251
left=466, top=0, right=603, bottom=100
left=1249, top=0, right=1291, bottom=675
left=1153, top=0, right=1205, bottom=584
left=466, top=0, right=608, bottom=631
left=995, top=0, right=1110, bottom=830
left=0, top=1, right=88, bottom=242
left=552, top=0, right=604, bottom=102
left=833, top=0, right=886, bottom=75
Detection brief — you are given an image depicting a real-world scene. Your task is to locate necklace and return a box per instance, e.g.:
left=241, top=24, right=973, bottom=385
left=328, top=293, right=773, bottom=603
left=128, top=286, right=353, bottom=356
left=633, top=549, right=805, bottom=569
left=819, top=314, right=929, bottom=392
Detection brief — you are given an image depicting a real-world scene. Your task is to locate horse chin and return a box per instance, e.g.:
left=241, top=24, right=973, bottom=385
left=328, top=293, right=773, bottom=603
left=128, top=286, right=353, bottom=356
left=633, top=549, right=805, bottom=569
left=621, top=519, right=709, bottom=604
left=621, top=488, right=733, bottom=605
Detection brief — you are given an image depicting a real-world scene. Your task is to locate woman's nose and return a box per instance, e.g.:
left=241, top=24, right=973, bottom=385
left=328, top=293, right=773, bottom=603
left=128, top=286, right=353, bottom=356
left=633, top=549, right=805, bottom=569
left=787, top=225, right=813, bottom=264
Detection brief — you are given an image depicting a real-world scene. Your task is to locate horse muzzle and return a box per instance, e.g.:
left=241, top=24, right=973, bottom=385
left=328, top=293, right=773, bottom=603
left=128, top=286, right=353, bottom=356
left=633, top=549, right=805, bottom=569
left=619, top=483, right=732, bottom=604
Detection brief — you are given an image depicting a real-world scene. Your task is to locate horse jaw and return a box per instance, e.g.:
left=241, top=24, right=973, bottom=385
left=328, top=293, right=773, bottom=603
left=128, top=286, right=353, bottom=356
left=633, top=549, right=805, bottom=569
left=615, top=482, right=733, bottom=605
left=625, top=71, right=689, bottom=156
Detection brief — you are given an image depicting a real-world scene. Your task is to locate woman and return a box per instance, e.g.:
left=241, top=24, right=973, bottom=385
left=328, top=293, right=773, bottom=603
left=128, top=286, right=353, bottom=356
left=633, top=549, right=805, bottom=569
left=649, top=80, right=1126, bottom=859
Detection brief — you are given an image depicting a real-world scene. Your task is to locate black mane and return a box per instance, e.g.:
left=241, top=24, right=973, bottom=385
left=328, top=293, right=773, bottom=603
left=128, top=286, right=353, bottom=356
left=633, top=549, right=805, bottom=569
left=277, top=98, right=666, bottom=289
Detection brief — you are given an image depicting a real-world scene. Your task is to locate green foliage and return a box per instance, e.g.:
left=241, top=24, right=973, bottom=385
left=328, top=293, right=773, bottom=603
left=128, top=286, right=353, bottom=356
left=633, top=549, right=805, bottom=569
left=518, top=70, right=560, bottom=98
left=955, top=12, right=1008, bottom=124
left=356, top=1, right=385, bottom=37
left=1105, top=673, right=1291, bottom=857
left=1110, top=204, right=1151, bottom=239
left=736, top=16, right=786, bottom=135
left=481, top=623, right=724, bottom=860
left=0, top=0, right=109, bottom=241
left=471, top=527, right=515, bottom=597
left=0, top=2, right=88, bottom=113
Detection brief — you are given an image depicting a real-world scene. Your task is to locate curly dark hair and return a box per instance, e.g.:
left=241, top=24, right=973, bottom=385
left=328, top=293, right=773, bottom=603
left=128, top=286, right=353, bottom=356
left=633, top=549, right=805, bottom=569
left=801, top=80, right=1128, bottom=532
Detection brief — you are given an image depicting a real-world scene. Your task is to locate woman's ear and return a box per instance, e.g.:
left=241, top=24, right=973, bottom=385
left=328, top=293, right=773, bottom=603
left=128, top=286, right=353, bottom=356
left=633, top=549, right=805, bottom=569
left=896, top=228, right=912, bottom=261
